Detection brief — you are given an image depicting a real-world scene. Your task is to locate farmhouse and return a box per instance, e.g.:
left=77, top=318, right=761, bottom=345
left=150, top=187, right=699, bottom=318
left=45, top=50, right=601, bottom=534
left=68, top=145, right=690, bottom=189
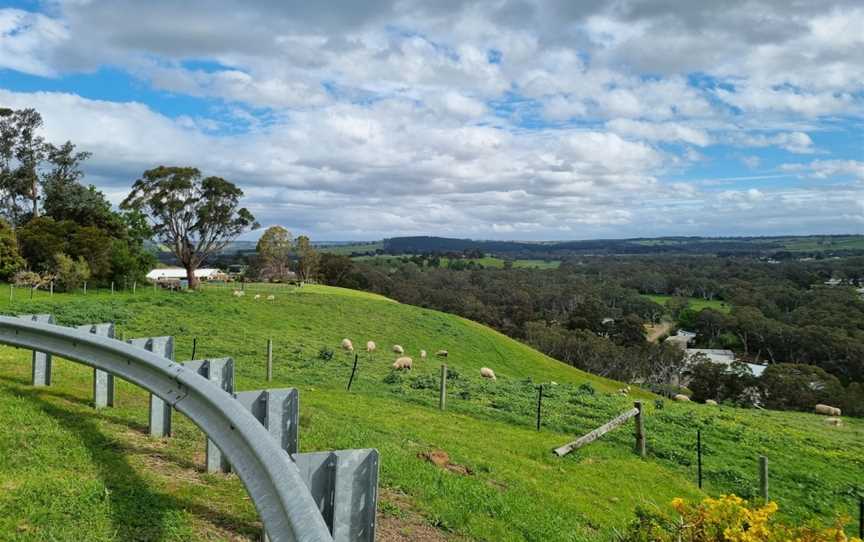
left=146, top=268, right=226, bottom=283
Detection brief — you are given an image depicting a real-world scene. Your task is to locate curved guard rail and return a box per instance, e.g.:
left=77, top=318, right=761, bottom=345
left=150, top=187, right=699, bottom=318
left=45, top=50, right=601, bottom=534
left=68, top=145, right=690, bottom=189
left=0, top=316, right=333, bottom=542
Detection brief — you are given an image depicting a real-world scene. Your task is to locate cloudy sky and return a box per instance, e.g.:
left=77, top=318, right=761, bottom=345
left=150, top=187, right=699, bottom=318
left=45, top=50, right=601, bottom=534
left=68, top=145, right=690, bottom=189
left=1, top=0, right=862, bottom=240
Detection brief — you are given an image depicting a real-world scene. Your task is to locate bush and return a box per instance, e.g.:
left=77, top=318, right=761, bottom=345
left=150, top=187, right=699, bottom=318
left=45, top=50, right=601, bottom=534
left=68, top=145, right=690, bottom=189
left=760, top=363, right=845, bottom=412
left=619, top=494, right=862, bottom=542
left=54, top=252, right=90, bottom=291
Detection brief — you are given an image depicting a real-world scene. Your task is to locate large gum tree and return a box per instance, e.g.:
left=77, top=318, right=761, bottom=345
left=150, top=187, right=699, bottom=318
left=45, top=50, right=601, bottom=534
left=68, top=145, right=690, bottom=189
left=122, top=166, right=258, bottom=289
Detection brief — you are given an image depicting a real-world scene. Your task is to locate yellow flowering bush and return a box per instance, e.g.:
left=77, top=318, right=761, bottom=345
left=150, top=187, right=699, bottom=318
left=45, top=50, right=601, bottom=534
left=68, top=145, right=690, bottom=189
left=620, top=494, right=862, bottom=542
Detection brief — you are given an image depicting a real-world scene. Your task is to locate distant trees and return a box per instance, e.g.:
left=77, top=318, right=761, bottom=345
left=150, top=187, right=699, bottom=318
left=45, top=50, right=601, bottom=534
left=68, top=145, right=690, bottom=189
left=122, top=166, right=257, bottom=289
left=0, top=107, right=155, bottom=288
left=295, top=235, right=319, bottom=282
left=255, top=226, right=293, bottom=281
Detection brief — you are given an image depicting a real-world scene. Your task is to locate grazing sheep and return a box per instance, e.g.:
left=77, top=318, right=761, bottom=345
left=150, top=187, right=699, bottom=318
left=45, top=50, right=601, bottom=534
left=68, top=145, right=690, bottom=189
left=705, top=399, right=718, bottom=406
left=480, top=367, right=496, bottom=380
left=814, top=404, right=840, bottom=416
left=673, top=394, right=690, bottom=402
left=233, top=290, right=245, bottom=297
left=392, top=345, right=404, bottom=354
left=436, top=350, right=449, bottom=357
left=254, top=294, right=262, bottom=300
left=420, top=349, right=427, bottom=360
left=267, top=294, right=275, bottom=300
left=366, top=341, right=376, bottom=353
left=825, top=417, right=842, bottom=426
left=618, top=388, right=629, bottom=395
left=341, top=338, right=354, bottom=352
left=392, top=356, right=413, bottom=370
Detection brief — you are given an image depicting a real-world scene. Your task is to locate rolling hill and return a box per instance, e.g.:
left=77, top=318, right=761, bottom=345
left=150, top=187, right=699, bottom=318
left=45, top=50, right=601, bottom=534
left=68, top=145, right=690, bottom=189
left=0, top=285, right=860, bottom=541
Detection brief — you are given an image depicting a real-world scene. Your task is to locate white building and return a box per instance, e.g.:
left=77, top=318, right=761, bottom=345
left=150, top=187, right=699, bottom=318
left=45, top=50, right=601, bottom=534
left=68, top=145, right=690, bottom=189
left=146, top=268, right=223, bottom=282
left=686, top=348, right=736, bottom=365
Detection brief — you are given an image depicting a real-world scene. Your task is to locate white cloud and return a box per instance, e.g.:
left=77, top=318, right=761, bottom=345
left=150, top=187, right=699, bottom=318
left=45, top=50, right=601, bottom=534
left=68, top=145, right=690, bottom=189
left=733, top=131, right=815, bottom=154
left=607, top=119, right=711, bottom=146
left=0, top=9, right=69, bottom=76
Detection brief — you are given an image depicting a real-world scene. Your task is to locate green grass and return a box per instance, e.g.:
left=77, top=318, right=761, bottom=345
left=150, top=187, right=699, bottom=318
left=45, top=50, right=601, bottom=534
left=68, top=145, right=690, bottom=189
left=643, top=294, right=732, bottom=314
left=0, top=286, right=860, bottom=540
left=317, top=241, right=384, bottom=255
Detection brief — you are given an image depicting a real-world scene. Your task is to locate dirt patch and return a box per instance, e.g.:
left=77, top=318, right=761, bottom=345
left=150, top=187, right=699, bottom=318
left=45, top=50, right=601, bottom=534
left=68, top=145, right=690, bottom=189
left=645, top=322, right=672, bottom=343
left=376, top=489, right=461, bottom=542
left=418, top=450, right=473, bottom=476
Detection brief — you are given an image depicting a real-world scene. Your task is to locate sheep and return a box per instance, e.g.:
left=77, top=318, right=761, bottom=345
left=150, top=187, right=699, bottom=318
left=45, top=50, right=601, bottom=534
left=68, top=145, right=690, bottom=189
left=341, top=338, right=354, bottom=352
left=673, top=394, right=690, bottom=402
left=232, top=290, right=245, bottom=297
left=366, top=341, right=376, bottom=353
left=814, top=404, right=840, bottom=416
left=618, top=387, right=629, bottom=395
left=436, top=350, right=449, bottom=357
left=267, top=294, right=275, bottom=300
left=705, top=399, right=718, bottom=406
left=392, top=345, right=404, bottom=354
left=392, top=356, right=413, bottom=370
left=480, top=367, right=496, bottom=380
left=825, top=417, right=842, bottom=426
left=420, top=349, right=427, bottom=360
left=254, top=294, right=262, bottom=300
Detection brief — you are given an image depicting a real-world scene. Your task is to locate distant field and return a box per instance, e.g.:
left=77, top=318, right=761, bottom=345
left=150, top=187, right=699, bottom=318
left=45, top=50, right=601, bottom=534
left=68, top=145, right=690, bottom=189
left=643, top=294, right=732, bottom=313
left=354, top=254, right=561, bottom=269
left=780, top=235, right=864, bottom=252
left=317, top=241, right=384, bottom=255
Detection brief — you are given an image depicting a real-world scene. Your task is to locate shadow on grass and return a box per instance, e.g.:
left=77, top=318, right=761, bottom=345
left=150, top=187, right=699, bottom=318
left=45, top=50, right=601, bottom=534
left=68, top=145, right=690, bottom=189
left=0, top=381, right=261, bottom=541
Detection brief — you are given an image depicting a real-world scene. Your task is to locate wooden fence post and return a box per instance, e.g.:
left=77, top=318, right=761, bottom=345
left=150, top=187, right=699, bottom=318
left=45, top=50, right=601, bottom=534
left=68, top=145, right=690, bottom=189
left=133, top=281, right=137, bottom=294
left=536, top=385, right=543, bottom=431
left=346, top=354, right=359, bottom=391
left=634, top=401, right=645, bottom=457
left=266, top=339, right=273, bottom=381
left=191, top=337, right=197, bottom=360
left=50, top=281, right=53, bottom=296
left=439, top=364, right=447, bottom=411
left=759, top=455, right=769, bottom=503
left=111, top=281, right=114, bottom=294
left=697, top=429, right=703, bottom=488
left=8, top=284, right=12, bottom=302
left=83, top=281, right=87, bottom=295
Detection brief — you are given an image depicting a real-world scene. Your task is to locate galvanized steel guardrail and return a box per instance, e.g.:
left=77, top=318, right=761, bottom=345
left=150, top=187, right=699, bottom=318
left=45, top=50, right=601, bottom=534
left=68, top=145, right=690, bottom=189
left=0, top=316, right=333, bottom=542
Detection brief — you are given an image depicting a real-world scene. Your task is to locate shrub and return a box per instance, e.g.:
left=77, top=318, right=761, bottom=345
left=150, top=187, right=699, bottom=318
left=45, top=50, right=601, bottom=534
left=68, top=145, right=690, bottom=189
left=54, top=252, right=90, bottom=291
left=618, top=494, right=862, bottom=542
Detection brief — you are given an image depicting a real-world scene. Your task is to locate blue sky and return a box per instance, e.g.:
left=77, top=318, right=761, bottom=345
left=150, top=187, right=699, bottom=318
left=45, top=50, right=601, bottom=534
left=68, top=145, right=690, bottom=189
left=0, top=0, right=862, bottom=240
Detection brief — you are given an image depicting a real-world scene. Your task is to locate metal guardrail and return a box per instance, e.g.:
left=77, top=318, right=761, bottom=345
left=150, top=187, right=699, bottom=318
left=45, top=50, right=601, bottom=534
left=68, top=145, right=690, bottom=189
left=0, top=316, right=334, bottom=542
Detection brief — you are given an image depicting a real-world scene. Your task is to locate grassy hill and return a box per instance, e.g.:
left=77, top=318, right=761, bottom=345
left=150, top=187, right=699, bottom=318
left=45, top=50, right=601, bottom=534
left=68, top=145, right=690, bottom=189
left=0, top=285, right=860, bottom=541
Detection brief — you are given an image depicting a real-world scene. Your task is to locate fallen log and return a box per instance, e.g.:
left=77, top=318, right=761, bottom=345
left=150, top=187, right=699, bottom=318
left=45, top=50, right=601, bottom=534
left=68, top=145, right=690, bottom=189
left=554, top=407, right=639, bottom=457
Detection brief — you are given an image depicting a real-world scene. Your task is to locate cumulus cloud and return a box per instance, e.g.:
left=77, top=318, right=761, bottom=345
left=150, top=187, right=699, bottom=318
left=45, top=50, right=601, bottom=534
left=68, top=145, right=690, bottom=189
left=0, top=1, right=861, bottom=238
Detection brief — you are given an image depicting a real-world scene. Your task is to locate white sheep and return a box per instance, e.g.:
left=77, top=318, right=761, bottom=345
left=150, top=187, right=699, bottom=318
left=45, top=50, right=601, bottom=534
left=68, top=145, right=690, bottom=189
left=705, top=399, right=718, bottom=406
left=673, top=394, right=690, bottom=402
left=233, top=290, right=245, bottom=297
left=392, top=356, right=413, bottom=370
left=366, top=341, right=376, bottom=353
left=436, top=350, right=448, bottom=357
left=420, top=349, right=427, bottom=360
left=267, top=294, right=275, bottom=300
left=392, top=345, right=404, bottom=354
left=814, top=404, right=841, bottom=416
left=341, top=338, right=354, bottom=352
left=480, top=367, right=496, bottom=380
left=254, top=294, right=262, bottom=300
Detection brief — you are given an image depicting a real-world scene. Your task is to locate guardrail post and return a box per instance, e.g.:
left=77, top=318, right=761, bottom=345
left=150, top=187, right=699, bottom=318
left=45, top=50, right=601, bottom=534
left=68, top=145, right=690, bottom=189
left=19, top=314, right=55, bottom=386
left=184, top=358, right=234, bottom=473
left=77, top=323, right=116, bottom=408
left=235, top=388, right=300, bottom=455
left=128, top=336, right=175, bottom=437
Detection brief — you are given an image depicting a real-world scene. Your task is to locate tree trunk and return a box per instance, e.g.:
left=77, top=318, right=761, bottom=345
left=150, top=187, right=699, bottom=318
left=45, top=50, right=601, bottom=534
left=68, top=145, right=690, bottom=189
left=186, top=266, right=199, bottom=290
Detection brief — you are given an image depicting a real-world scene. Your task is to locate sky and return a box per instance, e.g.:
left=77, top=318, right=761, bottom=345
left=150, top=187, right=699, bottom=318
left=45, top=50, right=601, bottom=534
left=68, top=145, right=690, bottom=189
left=0, top=0, right=862, bottom=241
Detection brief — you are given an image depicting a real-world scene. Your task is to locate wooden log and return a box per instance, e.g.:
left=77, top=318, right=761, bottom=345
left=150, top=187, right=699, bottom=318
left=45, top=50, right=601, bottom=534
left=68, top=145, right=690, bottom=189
left=554, top=407, right=639, bottom=457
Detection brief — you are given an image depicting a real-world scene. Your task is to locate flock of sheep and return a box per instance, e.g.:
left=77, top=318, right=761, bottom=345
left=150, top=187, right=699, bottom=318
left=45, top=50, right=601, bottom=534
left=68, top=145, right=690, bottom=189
left=340, top=338, right=497, bottom=381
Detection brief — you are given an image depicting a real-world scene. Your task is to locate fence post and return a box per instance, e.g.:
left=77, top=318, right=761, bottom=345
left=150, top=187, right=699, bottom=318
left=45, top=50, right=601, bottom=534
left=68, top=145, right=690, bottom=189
left=346, top=353, right=359, bottom=391
left=111, top=281, right=114, bottom=294
left=191, top=337, right=197, bottom=360
left=133, top=281, right=137, bottom=294
left=50, top=281, right=53, bottom=296
left=634, top=401, right=645, bottom=457
left=697, top=429, right=703, bottom=488
left=266, top=339, right=273, bottom=381
left=439, top=364, right=447, bottom=411
left=759, top=455, right=769, bottom=503
left=536, top=385, right=543, bottom=431
left=83, top=281, right=87, bottom=295
left=8, top=284, right=12, bottom=302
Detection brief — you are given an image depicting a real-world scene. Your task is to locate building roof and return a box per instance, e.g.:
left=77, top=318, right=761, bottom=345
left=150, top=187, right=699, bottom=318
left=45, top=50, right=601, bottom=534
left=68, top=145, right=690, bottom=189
left=146, top=268, right=222, bottom=280
left=686, top=348, right=736, bottom=365
left=747, top=363, right=767, bottom=377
